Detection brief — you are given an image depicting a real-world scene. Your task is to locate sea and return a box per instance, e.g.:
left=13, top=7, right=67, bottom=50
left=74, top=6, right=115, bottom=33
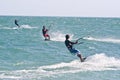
left=0, top=16, right=120, bottom=80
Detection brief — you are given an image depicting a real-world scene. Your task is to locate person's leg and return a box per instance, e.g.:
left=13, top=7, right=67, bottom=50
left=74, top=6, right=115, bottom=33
left=48, top=35, right=50, bottom=40
left=44, top=36, right=47, bottom=40
left=70, top=49, right=84, bottom=62
left=45, top=34, right=50, bottom=40
left=77, top=54, right=83, bottom=62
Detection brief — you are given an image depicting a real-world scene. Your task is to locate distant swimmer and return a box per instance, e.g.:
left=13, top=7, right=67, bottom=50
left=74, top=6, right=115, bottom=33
left=14, top=19, right=20, bottom=28
left=42, top=26, right=50, bottom=40
left=65, top=34, right=86, bottom=62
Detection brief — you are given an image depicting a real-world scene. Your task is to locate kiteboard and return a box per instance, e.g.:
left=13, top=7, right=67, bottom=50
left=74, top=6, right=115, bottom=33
left=82, top=57, right=87, bottom=62
left=45, top=39, right=51, bottom=41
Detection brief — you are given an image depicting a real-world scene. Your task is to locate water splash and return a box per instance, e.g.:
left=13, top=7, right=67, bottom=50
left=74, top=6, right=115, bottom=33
left=50, top=31, right=74, bottom=42
left=84, top=36, right=120, bottom=44
left=20, top=25, right=38, bottom=29
left=1, top=53, right=120, bottom=79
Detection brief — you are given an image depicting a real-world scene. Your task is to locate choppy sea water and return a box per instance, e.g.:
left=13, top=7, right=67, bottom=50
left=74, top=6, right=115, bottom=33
left=0, top=16, right=120, bottom=80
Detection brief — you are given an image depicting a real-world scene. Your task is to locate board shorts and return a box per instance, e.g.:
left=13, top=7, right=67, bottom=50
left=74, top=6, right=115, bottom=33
left=69, top=48, right=81, bottom=55
left=43, top=34, right=49, bottom=37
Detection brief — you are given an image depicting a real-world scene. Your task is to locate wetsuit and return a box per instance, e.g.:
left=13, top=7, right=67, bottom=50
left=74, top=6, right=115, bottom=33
left=15, top=20, right=20, bottom=27
left=42, top=29, right=49, bottom=37
left=65, top=39, right=80, bottom=55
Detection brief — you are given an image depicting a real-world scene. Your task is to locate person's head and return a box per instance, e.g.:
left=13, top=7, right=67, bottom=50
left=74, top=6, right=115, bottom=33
left=65, top=34, right=70, bottom=40
left=43, top=26, right=45, bottom=29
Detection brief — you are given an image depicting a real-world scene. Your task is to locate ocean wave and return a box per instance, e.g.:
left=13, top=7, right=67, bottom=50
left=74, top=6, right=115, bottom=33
left=0, top=73, right=20, bottom=79
left=38, top=53, right=120, bottom=72
left=0, top=53, right=120, bottom=79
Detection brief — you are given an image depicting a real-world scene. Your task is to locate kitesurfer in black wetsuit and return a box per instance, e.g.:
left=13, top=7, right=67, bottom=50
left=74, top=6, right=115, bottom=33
left=65, top=34, right=85, bottom=62
left=15, top=19, right=20, bottom=28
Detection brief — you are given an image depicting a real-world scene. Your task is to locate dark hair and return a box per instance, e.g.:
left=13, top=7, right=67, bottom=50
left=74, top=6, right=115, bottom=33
left=65, top=34, right=69, bottom=39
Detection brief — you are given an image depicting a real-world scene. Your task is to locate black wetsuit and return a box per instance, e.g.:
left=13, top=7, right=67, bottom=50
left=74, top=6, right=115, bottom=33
left=65, top=39, right=79, bottom=55
left=65, top=39, right=74, bottom=50
left=42, top=29, right=46, bottom=36
left=15, top=20, right=20, bottom=27
left=42, top=28, right=50, bottom=40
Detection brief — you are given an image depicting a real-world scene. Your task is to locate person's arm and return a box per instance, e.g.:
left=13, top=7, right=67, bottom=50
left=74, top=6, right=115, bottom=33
left=46, top=29, right=48, bottom=32
left=69, top=40, right=78, bottom=45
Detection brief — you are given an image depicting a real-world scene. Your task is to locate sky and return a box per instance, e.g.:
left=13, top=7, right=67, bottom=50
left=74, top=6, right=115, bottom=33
left=0, top=0, right=120, bottom=17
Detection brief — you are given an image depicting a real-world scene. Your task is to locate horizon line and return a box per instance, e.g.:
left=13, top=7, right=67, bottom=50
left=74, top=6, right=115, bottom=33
left=0, top=14, right=120, bottom=18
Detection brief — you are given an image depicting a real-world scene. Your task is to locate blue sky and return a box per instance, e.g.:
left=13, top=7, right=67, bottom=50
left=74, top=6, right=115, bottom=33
left=0, top=0, right=120, bottom=17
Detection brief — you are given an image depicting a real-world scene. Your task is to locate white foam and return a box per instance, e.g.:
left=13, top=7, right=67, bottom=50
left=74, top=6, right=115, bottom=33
left=50, top=31, right=74, bottom=42
left=37, top=53, right=120, bottom=74
left=0, top=25, right=38, bottom=30
left=0, top=73, right=20, bottom=79
left=20, top=25, right=38, bottom=29
left=83, top=53, right=120, bottom=71
left=84, top=36, right=120, bottom=44
left=1, top=53, right=120, bottom=79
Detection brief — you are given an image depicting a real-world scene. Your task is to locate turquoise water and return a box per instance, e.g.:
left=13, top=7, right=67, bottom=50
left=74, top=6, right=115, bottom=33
left=0, top=16, right=120, bottom=80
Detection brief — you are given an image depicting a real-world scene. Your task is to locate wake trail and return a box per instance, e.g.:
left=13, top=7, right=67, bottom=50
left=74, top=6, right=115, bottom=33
left=0, top=25, right=38, bottom=30
left=50, top=31, right=74, bottom=42
left=84, top=36, right=120, bottom=44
